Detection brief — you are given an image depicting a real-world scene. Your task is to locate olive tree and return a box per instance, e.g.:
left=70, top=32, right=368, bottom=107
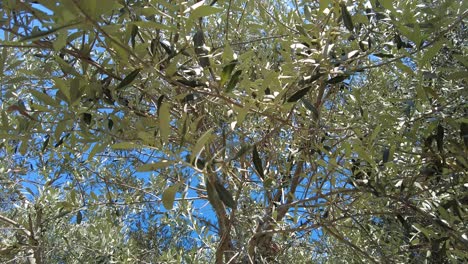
left=0, top=0, right=467, bottom=263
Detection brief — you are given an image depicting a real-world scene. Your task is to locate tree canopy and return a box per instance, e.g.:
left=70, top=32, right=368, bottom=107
left=0, top=0, right=467, bottom=263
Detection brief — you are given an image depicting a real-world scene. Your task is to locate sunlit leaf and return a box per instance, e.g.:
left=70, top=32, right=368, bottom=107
left=159, top=102, right=171, bottom=144
left=188, top=5, right=223, bottom=20
left=137, top=160, right=175, bottom=172
left=111, top=142, right=140, bottom=149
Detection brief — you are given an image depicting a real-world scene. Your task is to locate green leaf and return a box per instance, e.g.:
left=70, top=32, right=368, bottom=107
left=225, top=70, right=242, bottom=93
left=157, top=95, right=165, bottom=116
left=29, top=89, right=59, bottom=107
left=191, top=128, right=214, bottom=163
left=302, top=99, right=319, bottom=120
left=20, top=22, right=78, bottom=42
left=116, top=69, right=141, bottom=90
left=252, top=145, right=264, bottom=180
left=159, top=102, right=171, bottom=144
left=231, top=144, right=252, bottom=161
left=319, top=0, right=331, bottom=12
left=111, top=142, right=140, bottom=149
left=287, top=87, right=311, bottom=102
left=379, top=0, right=394, bottom=11
left=326, top=75, right=348, bottom=84
left=53, top=30, right=68, bottom=51
left=395, top=62, right=414, bottom=75
left=420, top=40, right=444, bottom=67
left=41, top=135, right=50, bottom=153
left=220, top=60, right=238, bottom=88
left=373, top=53, right=394, bottom=59
left=76, top=211, right=82, bottom=224
left=107, top=119, right=114, bottom=130
left=382, top=147, right=390, bottom=163
left=130, top=24, right=138, bottom=49
left=295, top=25, right=309, bottom=37
left=162, top=183, right=181, bottom=210
left=340, top=3, right=354, bottom=32
left=70, top=78, right=82, bottom=105
left=436, top=124, right=444, bottom=153
left=88, top=143, right=106, bottom=161
left=188, top=5, right=223, bottom=20
left=214, top=181, right=236, bottom=209
left=137, top=160, right=175, bottom=172
left=54, top=55, right=80, bottom=76
left=446, top=71, right=468, bottom=80
left=452, top=54, right=468, bottom=68
left=82, top=113, right=92, bottom=125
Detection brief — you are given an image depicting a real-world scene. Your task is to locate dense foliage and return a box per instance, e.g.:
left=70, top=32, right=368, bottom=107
left=0, top=0, right=467, bottom=263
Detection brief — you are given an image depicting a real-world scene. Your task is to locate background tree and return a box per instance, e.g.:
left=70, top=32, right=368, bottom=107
left=0, top=0, right=467, bottom=263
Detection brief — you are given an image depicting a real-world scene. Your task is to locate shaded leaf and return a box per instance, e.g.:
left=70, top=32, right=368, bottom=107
left=41, top=135, right=50, bottom=153
left=326, top=75, right=348, bottom=84
left=157, top=95, right=165, bottom=116
left=214, top=181, right=236, bottom=208
left=359, top=40, right=367, bottom=51
left=295, top=25, right=309, bottom=37
left=340, top=3, right=354, bottom=32
left=225, top=70, right=242, bottom=93
left=420, top=40, right=444, bottom=67
left=461, top=122, right=468, bottom=148
left=30, top=89, right=59, bottom=107
left=394, top=34, right=403, bottom=49
left=76, top=211, right=82, bottom=224
left=191, top=128, right=214, bottom=163
left=82, top=113, right=92, bottom=125
left=20, top=23, right=77, bottom=42
left=193, top=30, right=205, bottom=47
left=231, top=144, right=253, bottom=161
left=252, top=145, right=264, bottom=180
left=107, top=119, right=113, bottom=130
left=150, top=38, right=158, bottom=55
left=162, top=183, right=181, bottom=210
left=193, top=30, right=210, bottom=68
left=436, top=124, right=444, bottom=153
left=116, top=69, right=141, bottom=90
left=287, top=86, right=311, bottom=102
left=382, top=147, right=390, bottom=163
left=206, top=177, right=218, bottom=206
left=373, top=53, right=394, bottom=58
left=159, top=39, right=172, bottom=55
left=130, top=24, right=138, bottom=49
left=302, top=99, right=319, bottom=120
left=54, top=133, right=69, bottom=148
left=220, top=60, right=238, bottom=87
